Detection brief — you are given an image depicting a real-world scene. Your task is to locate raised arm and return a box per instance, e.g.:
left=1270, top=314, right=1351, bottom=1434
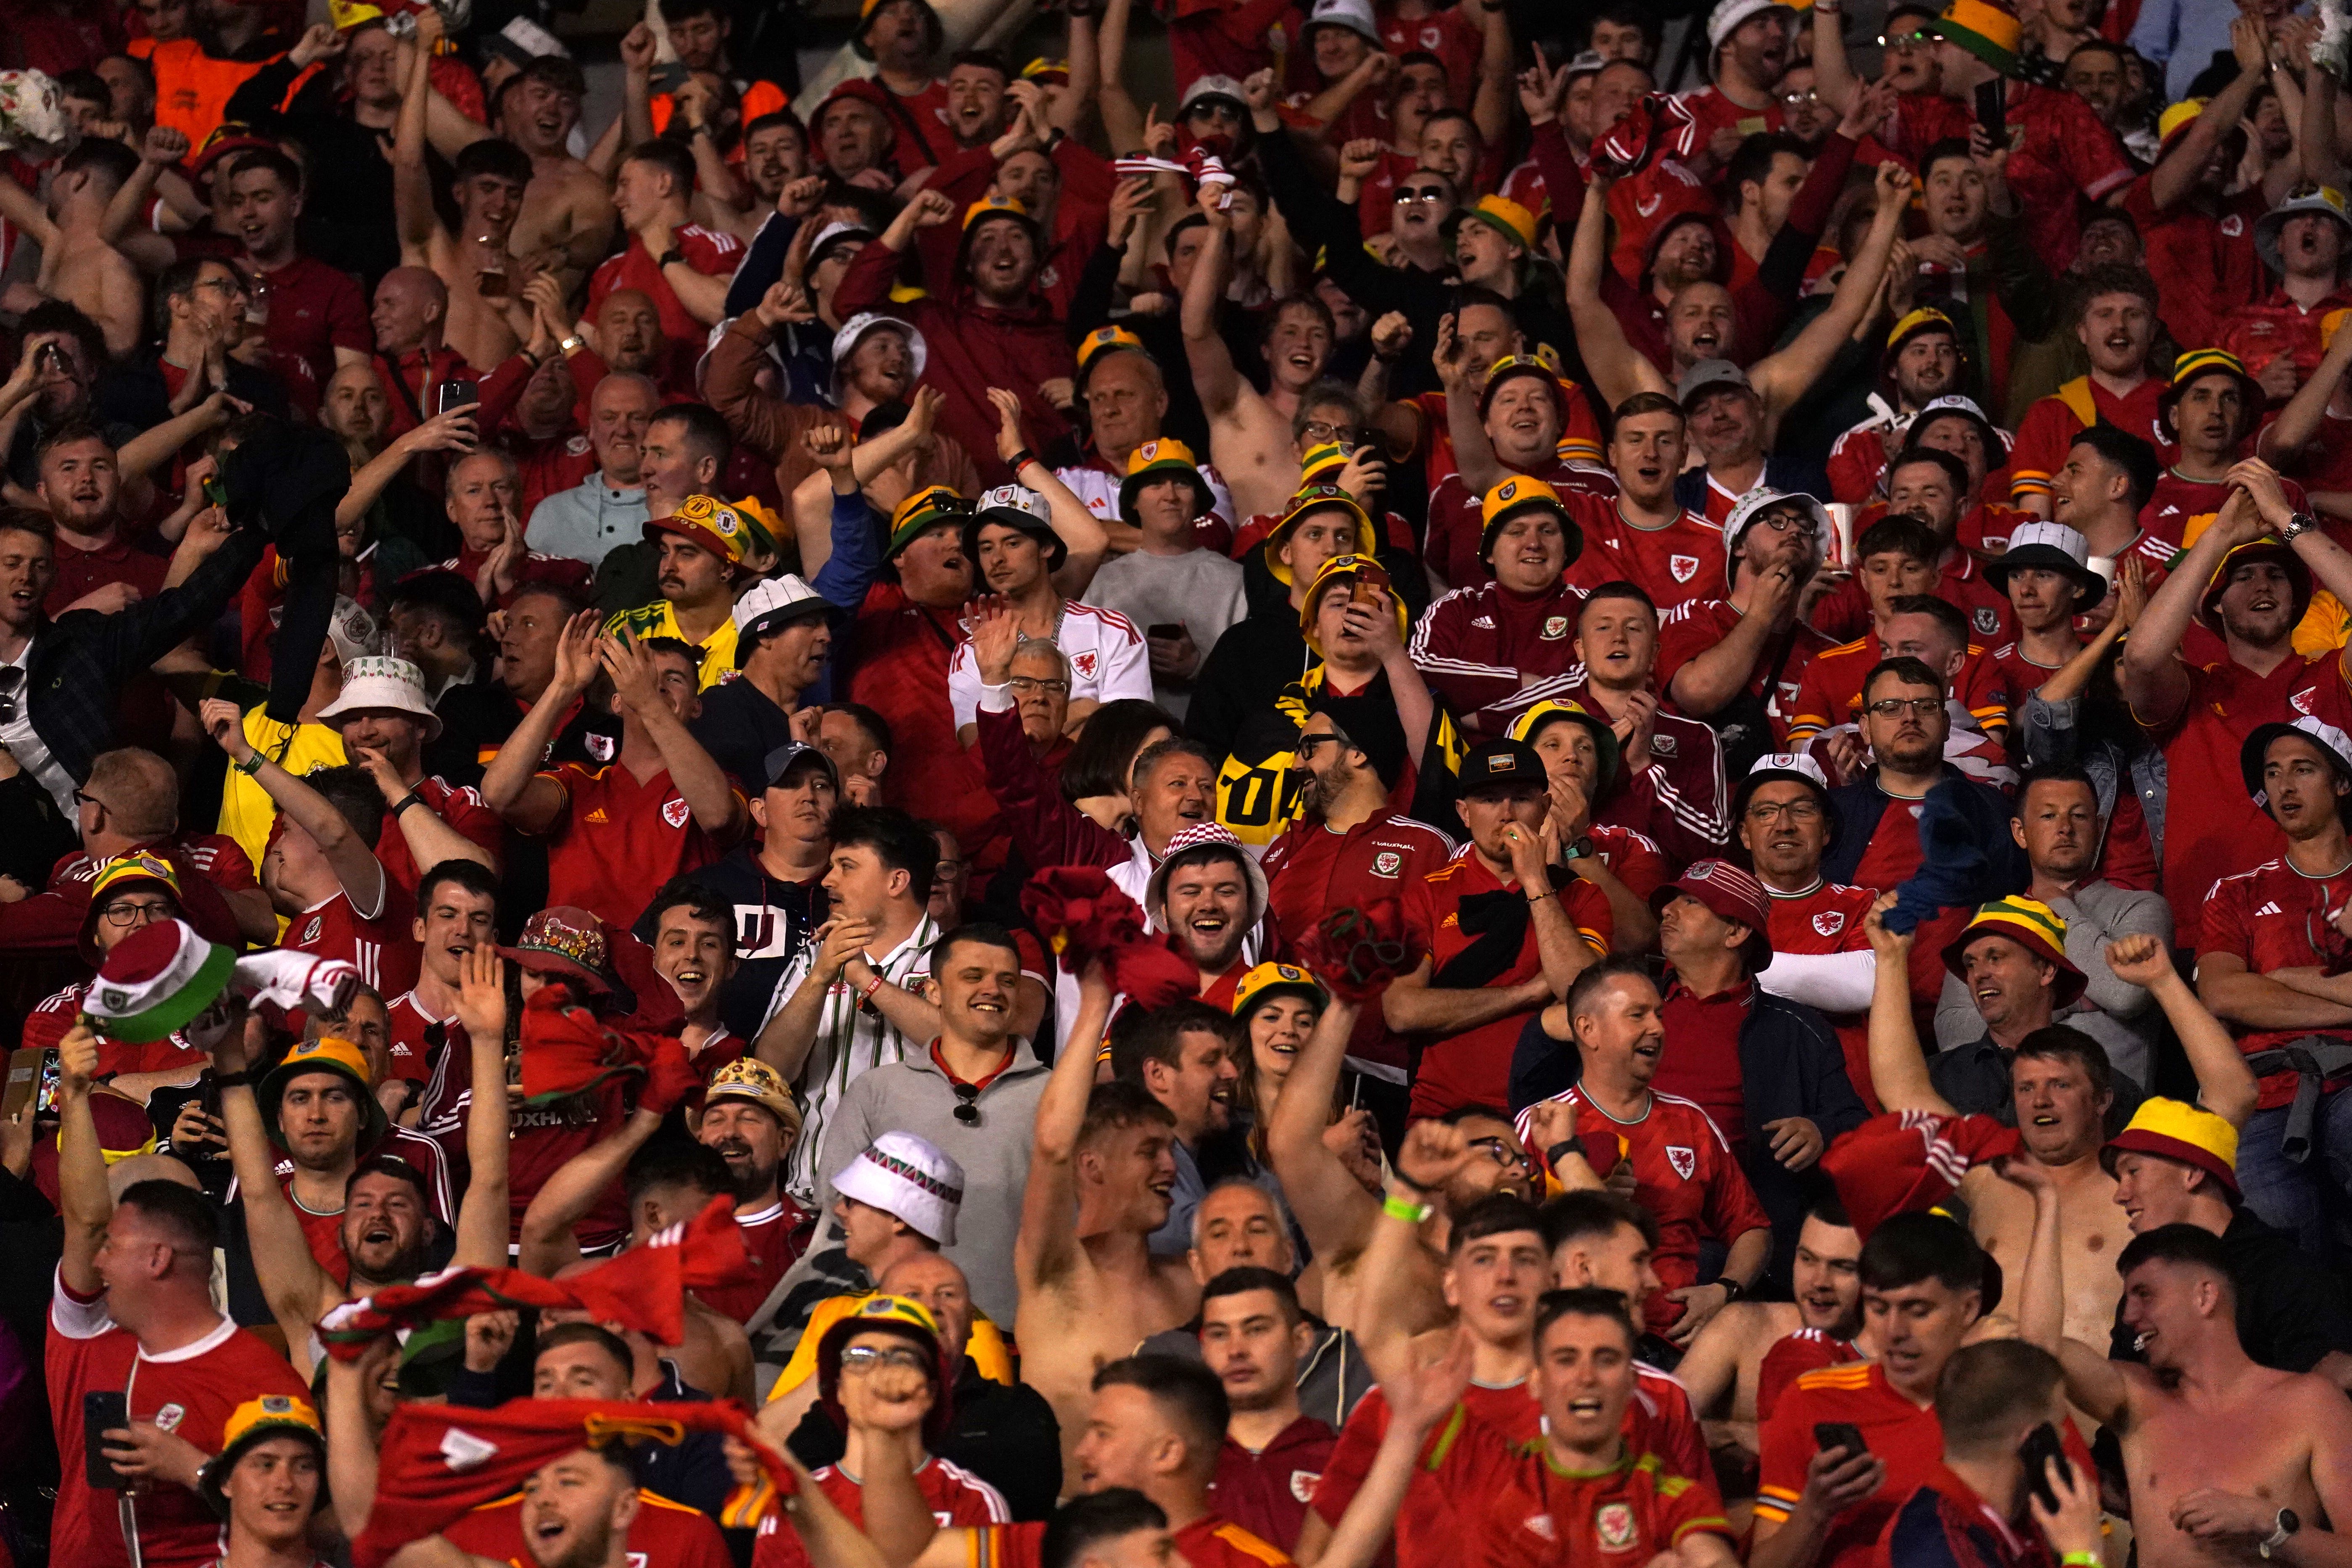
left=601, top=632, right=744, bottom=839
left=1015, top=958, right=1111, bottom=1298
left=53, top=1018, right=108, bottom=1297
left=214, top=1016, right=341, bottom=1341
left=2154, top=20, right=2268, bottom=210
left=1182, top=199, right=1246, bottom=419
left=1264, top=993, right=1378, bottom=1257
left=1566, top=173, right=1670, bottom=410
left=1862, top=898, right=1956, bottom=1114
left=1810, top=0, right=1863, bottom=114
left=752, top=917, right=874, bottom=1081
left=988, top=387, right=1109, bottom=594
left=480, top=610, right=601, bottom=834
left=2120, top=489, right=2262, bottom=725
left=201, top=697, right=387, bottom=915
left=2100, top=935, right=2258, bottom=1125
left=2002, top=1157, right=2133, bottom=1423
left=1469, top=3, right=1514, bottom=148
left=393, top=9, right=442, bottom=264
left=1356, top=1122, right=1477, bottom=1378
left=1754, top=162, right=1911, bottom=425
left=2033, top=558, right=2139, bottom=706
left=1094, top=0, right=1145, bottom=170
left=452, top=944, right=512, bottom=1268
left=1435, top=314, right=1508, bottom=494
left=517, top=1104, right=663, bottom=1277
left=2261, top=311, right=2352, bottom=465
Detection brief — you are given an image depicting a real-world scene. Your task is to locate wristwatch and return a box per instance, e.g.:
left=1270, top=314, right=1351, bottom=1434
left=2261, top=1510, right=2300, bottom=1560
left=2282, top=511, right=2318, bottom=543
left=559, top=333, right=585, bottom=356
left=1717, top=1276, right=1745, bottom=1303
left=655, top=248, right=686, bottom=269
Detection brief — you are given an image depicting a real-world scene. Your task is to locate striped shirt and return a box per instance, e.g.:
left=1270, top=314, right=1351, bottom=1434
left=767, top=913, right=941, bottom=1202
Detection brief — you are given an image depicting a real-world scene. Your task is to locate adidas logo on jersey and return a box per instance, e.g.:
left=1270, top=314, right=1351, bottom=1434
left=2254, top=901, right=2283, bottom=916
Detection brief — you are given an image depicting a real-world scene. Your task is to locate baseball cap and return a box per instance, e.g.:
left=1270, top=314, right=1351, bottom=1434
left=1457, top=736, right=1547, bottom=795
left=1231, top=961, right=1327, bottom=1018
left=1677, top=358, right=1754, bottom=411
left=760, top=741, right=840, bottom=792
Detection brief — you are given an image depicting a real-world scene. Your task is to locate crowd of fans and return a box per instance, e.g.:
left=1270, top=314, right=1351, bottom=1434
left=0, top=0, right=2349, bottom=1562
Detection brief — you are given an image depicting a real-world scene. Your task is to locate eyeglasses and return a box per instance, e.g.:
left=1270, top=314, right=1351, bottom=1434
left=1394, top=185, right=1449, bottom=203
left=194, top=277, right=249, bottom=299
left=951, top=1081, right=982, bottom=1125
left=1007, top=676, right=1070, bottom=697
left=1880, top=27, right=1932, bottom=47
left=1745, top=798, right=1824, bottom=823
left=1866, top=697, right=1944, bottom=719
left=1467, top=1135, right=1531, bottom=1170
left=1753, top=511, right=1819, bottom=538
left=1299, top=420, right=1371, bottom=446
left=100, top=898, right=174, bottom=927
left=839, top=1344, right=931, bottom=1373
left=1781, top=88, right=1820, bottom=106
left=72, top=788, right=103, bottom=814
left=1294, top=732, right=1345, bottom=756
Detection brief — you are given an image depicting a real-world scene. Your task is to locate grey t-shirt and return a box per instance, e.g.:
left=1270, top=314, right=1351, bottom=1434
left=1084, top=547, right=1249, bottom=720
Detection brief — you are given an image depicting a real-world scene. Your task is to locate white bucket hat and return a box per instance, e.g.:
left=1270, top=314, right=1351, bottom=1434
left=1145, top=821, right=1270, bottom=930
left=315, top=655, right=441, bottom=740
left=833, top=1131, right=966, bottom=1245
left=830, top=312, right=928, bottom=402
left=1303, top=0, right=1382, bottom=48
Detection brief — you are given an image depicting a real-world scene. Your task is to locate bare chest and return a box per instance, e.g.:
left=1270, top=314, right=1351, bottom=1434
left=2128, top=1404, right=2317, bottom=1568
left=1967, top=1167, right=2124, bottom=1342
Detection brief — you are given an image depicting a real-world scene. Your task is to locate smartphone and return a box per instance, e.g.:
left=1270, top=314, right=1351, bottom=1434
left=1815, top=1422, right=1870, bottom=1462
left=1974, top=78, right=2006, bottom=142
left=84, top=1391, right=128, bottom=1490
left=2, top=1047, right=47, bottom=1118
left=433, top=380, right=482, bottom=419
left=1351, top=579, right=1381, bottom=606
left=33, top=342, right=59, bottom=374
left=650, top=60, right=691, bottom=97
left=1146, top=623, right=1186, bottom=641
left=2018, top=1422, right=2072, bottom=1513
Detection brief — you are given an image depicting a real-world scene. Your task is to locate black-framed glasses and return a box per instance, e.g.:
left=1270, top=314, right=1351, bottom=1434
left=1745, top=798, right=1824, bottom=823
left=72, top=787, right=103, bottom=814
left=1753, top=510, right=1819, bottom=538
left=1298, top=419, right=1372, bottom=446
left=1294, top=732, right=1345, bottom=757
left=1866, top=697, right=1943, bottom=719
left=951, top=1081, right=982, bottom=1125
left=1467, top=1135, right=1531, bottom=1170
left=100, top=898, right=174, bottom=927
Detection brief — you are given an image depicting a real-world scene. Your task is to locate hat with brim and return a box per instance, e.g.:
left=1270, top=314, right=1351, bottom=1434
left=1708, top=0, right=1795, bottom=50
left=198, top=1396, right=328, bottom=1521
left=1297, top=441, right=1353, bottom=488
left=1301, top=0, right=1383, bottom=48
left=829, top=312, right=925, bottom=404
left=1508, top=700, right=1621, bottom=795
left=1732, top=752, right=1843, bottom=847
left=1454, top=195, right=1540, bottom=257
left=1177, top=74, right=1251, bottom=119
left=1722, top=489, right=1829, bottom=577
left=816, top=1295, right=956, bottom=1443
left=191, top=124, right=276, bottom=188
left=964, top=485, right=1066, bottom=573
left=702, top=1056, right=805, bottom=1141
left=2157, top=349, right=2265, bottom=446
left=1145, top=821, right=1270, bottom=931
left=1906, top=396, right=2012, bottom=463
left=809, top=221, right=878, bottom=271
left=1477, top=474, right=1585, bottom=567
left=1267, top=486, right=1377, bottom=587
left=814, top=78, right=901, bottom=147
left=833, top=1131, right=964, bottom=1243
left=644, top=494, right=750, bottom=570
left=762, top=741, right=841, bottom=792
left=2254, top=185, right=2352, bottom=275
left=956, top=196, right=1045, bottom=274
left=1300, top=552, right=1408, bottom=654
left=82, top=918, right=237, bottom=1044
left=496, top=904, right=614, bottom=995
left=2157, top=98, right=2207, bottom=156
left=1678, top=357, right=1755, bottom=413
left=886, top=485, right=971, bottom=561
left=316, top=655, right=443, bottom=742
left=852, top=0, right=943, bottom=60
left=2198, top=536, right=2312, bottom=632
left=2239, top=714, right=2352, bottom=826
left=1982, top=520, right=2107, bottom=609
left=1231, top=961, right=1327, bottom=1019
left=1076, top=324, right=1149, bottom=380
left=1887, top=307, right=1959, bottom=355
left=733, top=575, right=841, bottom=668
left=1118, top=439, right=1215, bottom=524
left=78, top=854, right=183, bottom=967
left=259, top=1035, right=390, bottom=1152
left=1925, top=0, right=2021, bottom=76
left=2099, top=1097, right=2240, bottom=1196
left=1651, top=859, right=1773, bottom=971
left=1480, top=355, right=1572, bottom=423
left=1940, top=896, right=2087, bottom=1008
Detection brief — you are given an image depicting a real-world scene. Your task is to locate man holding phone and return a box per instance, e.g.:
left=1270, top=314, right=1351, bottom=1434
left=45, top=1002, right=310, bottom=1568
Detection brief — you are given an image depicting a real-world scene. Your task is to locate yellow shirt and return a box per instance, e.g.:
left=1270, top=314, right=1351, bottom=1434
left=217, top=708, right=346, bottom=874
left=607, top=599, right=739, bottom=691
left=768, top=1292, right=1015, bottom=1397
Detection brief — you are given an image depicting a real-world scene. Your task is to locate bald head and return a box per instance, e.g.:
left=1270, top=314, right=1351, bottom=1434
left=107, top=1152, right=201, bottom=1203
left=371, top=266, right=447, bottom=355
left=597, top=289, right=667, bottom=375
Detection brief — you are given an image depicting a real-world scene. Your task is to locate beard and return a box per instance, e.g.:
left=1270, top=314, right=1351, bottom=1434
left=348, top=1231, right=432, bottom=1289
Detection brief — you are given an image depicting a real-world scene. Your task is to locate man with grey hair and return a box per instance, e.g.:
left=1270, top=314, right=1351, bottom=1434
left=524, top=371, right=659, bottom=567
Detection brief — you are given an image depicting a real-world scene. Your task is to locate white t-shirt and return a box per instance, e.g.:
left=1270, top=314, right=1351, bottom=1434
left=1081, top=548, right=1250, bottom=721
left=946, top=599, right=1153, bottom=731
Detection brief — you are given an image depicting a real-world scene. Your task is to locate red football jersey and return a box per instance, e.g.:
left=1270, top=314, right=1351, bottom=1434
left=1418, top=1399, right=1733, bottom=1568
left=1510, top=1088, right=1770, bottom=1335
left=1785, top=638, right=2011, bottom=745
left=48, top=1276, right=311, bottom=1568
left=1756, top=1328, right=1861, bottom=1423
left=2196, top=853, right=2352, bottom=1110
left=1654, top=599, right=1834, bottom=737
left=1314, top=1380, right=1542, bottom=1568
left=586, top=224, right=744, bottom=344
left=2007, top=377, right=2171, bottom=504
left=282, top=880, right=420, bottom=1000
left=1402, top=847, right=1612, bottom=1118
left=507, top=1076, right=633, bottom=1249
left=1761, top=880, right=1883, bottom=1114
left=1560, top=491, right=1729, bottom=615
left=695, top=1195, right=813, bottom=1324
left=754, top=1458, right=1008, bottom=1568
left=1212, top=1418, right=1337, bottom=1556
left=1173, top=1514, right=1295, bottom=1568
left=442, top=1487, right=732, bottom=1566
left=374, top=778, right=504, bottom=895
left=531, top=763, right=736, bottom=935
left=24, top=981, right=207, bottom=1079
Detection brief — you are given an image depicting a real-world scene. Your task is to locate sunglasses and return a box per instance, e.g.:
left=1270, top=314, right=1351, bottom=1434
left=951, top=1081, right=982, bottom=1125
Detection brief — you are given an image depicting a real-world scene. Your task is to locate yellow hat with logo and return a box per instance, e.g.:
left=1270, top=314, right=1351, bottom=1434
left=1265, top=484, right=1377, bottom=586
left=79, top=853, right=183, bottom=964
left=199, top=1395, right=326, bottom=1519
left=1231, top=962, right=1328, bottom=1018
left=1477, top=474, right=1585, bottom=566
left=1300, top=552, right=1409, bottom=654
left=259, top=1035, right=388, bottom=1151
left=646, top=493, right=751, bottom=569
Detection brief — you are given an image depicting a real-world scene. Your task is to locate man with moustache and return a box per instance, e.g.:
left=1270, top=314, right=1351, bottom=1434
left=1827, top=310, right=1968, bottom=505
left=1655, top=491, right=1838, bottom=767
left=692, top=1057, right=812, bottom=1325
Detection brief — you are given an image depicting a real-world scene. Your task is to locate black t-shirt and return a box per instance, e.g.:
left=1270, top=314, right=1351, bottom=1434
left=689, top=678, right=797, bottom=796
left=787, top=1355, right=1064, bottom=1520
left=649, top=843, right=829, bottom=1040
left=2106, top=1208, right=2352, bottom=1373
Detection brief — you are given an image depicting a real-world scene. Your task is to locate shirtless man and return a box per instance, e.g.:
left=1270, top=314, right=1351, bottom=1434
left=1016, top=960, right=1199, bottom=1482
left=2015, top=1195, right=2352, bottom=1568
left=1868, top=917, right=2260, bottom=1347
left=1182, top=189, right=1334, bottom=522
left=1263, top=985, right=1535, bottom=1339
left=395, top=11, right=536, bottom=368
left=1675, top=1198, right=1865, bottom=1464
left=216, top=945, right=511, bottom=1374
left=460, top=54, right=615, bottom=289
left=0, top=137, right=147, bottom=356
